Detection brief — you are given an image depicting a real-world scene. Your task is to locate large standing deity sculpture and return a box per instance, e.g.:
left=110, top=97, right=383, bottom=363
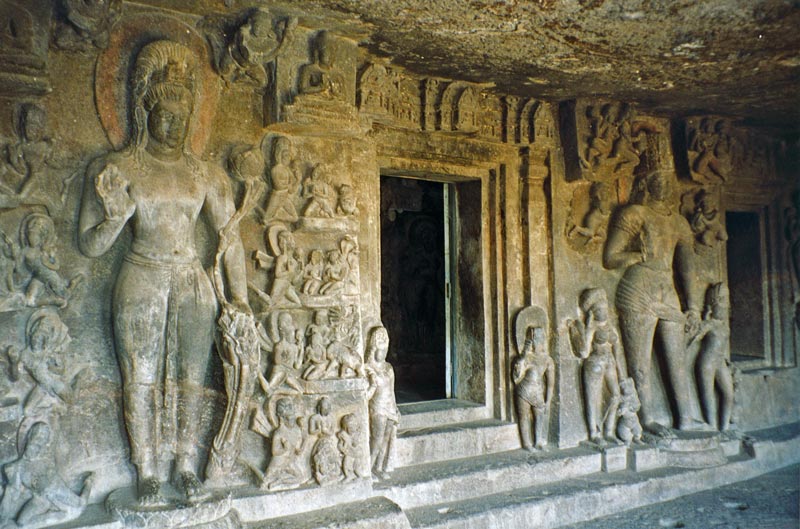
left=603, top=171, right=702, bottom=437
left=78, top=40, right=250, bottom=503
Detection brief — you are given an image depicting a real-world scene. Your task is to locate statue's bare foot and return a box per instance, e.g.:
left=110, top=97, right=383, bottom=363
left=678, top=418, right=716, bottom=432
left=177, top=471, right=207, bottom=502
left=535, top=442, right=547, bottom=450
left=643, top=422, right=676, bottom=440
left=590, top=434, right=607, bottom=447
left=137, top=477, right=162, bottom=506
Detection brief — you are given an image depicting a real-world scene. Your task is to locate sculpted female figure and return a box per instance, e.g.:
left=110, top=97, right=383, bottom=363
left=603, top=171, right=702, bottom=437
left=512, top=326, right=554, bottom=451
left=78, top=40, right=249, bottom=503
left=364, top=325, right=399, bottom=479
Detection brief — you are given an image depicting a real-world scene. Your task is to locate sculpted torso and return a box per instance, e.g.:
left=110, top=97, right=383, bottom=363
left=108, top=153, right=207, bottom=262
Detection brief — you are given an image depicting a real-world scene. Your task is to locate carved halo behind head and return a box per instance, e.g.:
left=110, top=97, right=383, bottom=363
left=514, top=306, right=548, bottom=355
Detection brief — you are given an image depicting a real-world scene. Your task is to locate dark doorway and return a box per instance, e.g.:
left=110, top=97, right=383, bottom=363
left=380, top=176, right=448, bottom=403
left=726, top=210, right=765, bottom=360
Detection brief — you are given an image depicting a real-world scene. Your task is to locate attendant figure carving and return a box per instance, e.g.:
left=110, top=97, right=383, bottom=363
left=1, top=105, right=52, bottom=201
left=603, top=170, right=704, bottom=437
left=569, top=182, right=612, bottom=244
left=0, top=422, right=93, bottom=528
left=261, top=397, right=306, bottom=490
left=262, top=136, right=300, bottom=225
left=689, top=189, right=728, bottom=248
left=303, top=309, right=332, bottom=380
left=302, top=249, right=325, bottom=295
left=512, top=326, right=554, bottom=451
left=691, top=283, right=735, bottom=433
left=337, top=413, right=364, bottom=482
left=259, top=312, right=303, bottom=394
left=336, top=184, right=359, bottom=217
left=568, top=288, right=624, bottom=445
left=223, top=8, right=295, bottom=87
left=1, top=213, right=80, bottom=310
left=688, top=118, right=733, bottom=183
left=616, top=378, right=644, bottom=446
left=308, top=397, right=341, bottom=485
left=364, top=326, right=398, bottom=479
left=78, top=40, right=250, bottom=503
left=302, top=164, right=336, bottom=218
left=8, top=309, right=72, bottom=431
left=268, top=229, right=302, bottom=307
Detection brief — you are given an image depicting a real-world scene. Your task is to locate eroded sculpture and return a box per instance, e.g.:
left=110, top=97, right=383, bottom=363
left=568, top=288, right=624, bottom=445
left=298, top=30, right=344, bottom=99
left=0, top=422, right=93, bottom=528
left=364, top=325, right=398, bottom=479
left=78, top=40, right=250, bottom=504
left=603, top=170, right=703, bottom=437
left=688, top=188, right=728, bottom=248
left=513, top=306, right=554, bottom=451
left=687, top=117, right=734, bottom=183
left=691, top=283, right=735, bottom=433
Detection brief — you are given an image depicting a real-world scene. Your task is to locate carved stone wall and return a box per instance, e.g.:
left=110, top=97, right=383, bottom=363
left=0, top=1, right=797, bottom=528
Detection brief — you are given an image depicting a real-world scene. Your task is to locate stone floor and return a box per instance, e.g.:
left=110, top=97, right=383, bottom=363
left=564, top=463, right=800, bottom=529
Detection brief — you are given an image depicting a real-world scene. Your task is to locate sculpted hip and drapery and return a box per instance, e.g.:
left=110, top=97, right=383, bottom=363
left=78, top=39, right=249, bottom=504
left=365, top=325, right=399, bottom=479
left=603, top=170, right=704, bottom=437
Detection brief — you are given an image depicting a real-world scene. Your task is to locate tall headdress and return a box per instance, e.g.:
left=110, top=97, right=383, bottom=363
left=129, top=40, right=197, bottom=153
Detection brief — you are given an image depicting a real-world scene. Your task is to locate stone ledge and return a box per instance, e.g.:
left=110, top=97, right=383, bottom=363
left=379, top=446, right=602, bottom=509
left=394, top=419, right=520, bottom=467
left=404, top=423, right=800, bottom=529
left=398, top=399, right=490, bottom=431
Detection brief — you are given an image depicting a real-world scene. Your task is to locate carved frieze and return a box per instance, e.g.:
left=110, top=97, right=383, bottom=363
left=562, top=100, right=661, bottom=183
left=684, top=116, right=777, bottom=188
left=358, top=63, right=422, bottom=129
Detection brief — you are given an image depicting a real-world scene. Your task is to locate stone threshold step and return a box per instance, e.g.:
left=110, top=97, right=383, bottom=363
left=405, top=423, right=800, bottom=529
left=249, top=496, right=411, bottom=529
left=398, top=399, right=490, bottom=431
left=379, top=445, right=603, bottom=509
left=395, top=419, right=520, bottom=467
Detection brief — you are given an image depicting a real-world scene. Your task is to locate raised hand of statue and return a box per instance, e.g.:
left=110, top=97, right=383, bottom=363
left=95, top=164, right=134, bottom=221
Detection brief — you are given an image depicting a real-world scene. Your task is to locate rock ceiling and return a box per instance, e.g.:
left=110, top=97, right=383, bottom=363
left=157, top=0, right=800, bottom=134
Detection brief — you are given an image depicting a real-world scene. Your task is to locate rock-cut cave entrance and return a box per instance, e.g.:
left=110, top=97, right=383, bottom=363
left=380, top=175, right=451, bottom=403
